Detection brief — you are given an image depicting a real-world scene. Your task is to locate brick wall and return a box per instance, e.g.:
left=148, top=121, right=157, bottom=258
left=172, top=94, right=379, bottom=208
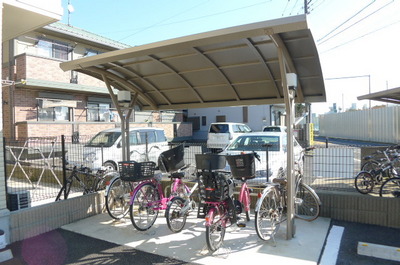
left=14, top=121, right=192, bottom=140
left=17, top=54, right=106, bottom=87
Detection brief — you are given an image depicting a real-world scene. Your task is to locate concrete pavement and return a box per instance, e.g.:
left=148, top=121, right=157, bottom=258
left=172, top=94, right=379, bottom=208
left=61, top=212, right=331, bottom=265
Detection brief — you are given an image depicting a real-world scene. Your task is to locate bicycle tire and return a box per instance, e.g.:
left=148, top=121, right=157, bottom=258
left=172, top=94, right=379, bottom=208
left=361, top=160, right=380, bottom=172
left=105, top=177, right=131, bottom=220
left=255, top=187, right=281, bottom=241
left=354, top=171, right=375, bottom=194
left=294, top=182, right=320, bottom=221
left=55, top=177, right=73, bottom=201
left=165, top=197, right=187, bottom=233
left=130, top=182, right=160, bottom=231
left=379, top=177, right=400, bottom=198
left=205, top=207, right=225, bottom=252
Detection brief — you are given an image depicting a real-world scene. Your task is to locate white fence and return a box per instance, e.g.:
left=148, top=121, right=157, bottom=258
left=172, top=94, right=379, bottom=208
left=319, top=106, right=400, bottom=144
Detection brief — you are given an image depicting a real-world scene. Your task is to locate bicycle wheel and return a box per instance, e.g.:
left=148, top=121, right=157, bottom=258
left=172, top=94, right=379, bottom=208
left=379, top=177, right=400, bottom=198
left=354, top=171, right=375, bottom=194
left=165, top=197, right=187, bottom=233
left=130, top=182, right=160, bottom=231
left=105, top=177, right=131, bottom=220
left=255, top=187, right=281, bottom=241
left=205, top=207, right=226, bottom=252
left=295, top=182, right=320, bottom=221
left=55, top=177, right=73, bottom=201
left=361, top=160, right=379, bottom=172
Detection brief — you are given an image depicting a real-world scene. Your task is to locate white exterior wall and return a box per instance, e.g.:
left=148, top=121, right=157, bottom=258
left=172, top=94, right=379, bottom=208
left=188, top=105, right=280, bottom=140
left=319, top=106, right=400, bottom=144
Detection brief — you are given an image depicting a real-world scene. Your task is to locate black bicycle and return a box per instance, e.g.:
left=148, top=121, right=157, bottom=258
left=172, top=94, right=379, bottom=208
left=55, top=165, right=111, bottom=201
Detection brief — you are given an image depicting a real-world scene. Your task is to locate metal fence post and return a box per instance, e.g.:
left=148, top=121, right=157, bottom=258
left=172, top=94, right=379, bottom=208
left=61, top=135, right=67, bottom=199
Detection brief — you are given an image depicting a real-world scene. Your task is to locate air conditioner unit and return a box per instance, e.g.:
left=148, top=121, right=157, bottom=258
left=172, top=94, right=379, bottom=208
left=7, top=191, right=31, bottom=211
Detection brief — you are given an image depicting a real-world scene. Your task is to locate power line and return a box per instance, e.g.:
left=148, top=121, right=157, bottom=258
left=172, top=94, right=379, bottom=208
left=118, top=0, right=210, bottom=41
left=321, top=18, right=400, bottom=53
left=318, top=0, right=394, bottom=45
left=317, top=0, right=376, bottom=43
left=117, top=0, right=271, bottom=42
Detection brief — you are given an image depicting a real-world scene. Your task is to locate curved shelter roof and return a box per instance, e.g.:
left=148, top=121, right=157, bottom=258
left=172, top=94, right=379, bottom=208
left=358, top=87, right=400, bottom=104
left=60, top=15, right=326, bottom=111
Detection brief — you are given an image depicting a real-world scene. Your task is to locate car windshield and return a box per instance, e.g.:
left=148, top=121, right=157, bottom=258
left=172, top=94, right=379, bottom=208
left=86, top=131, right=121, bottom=147
left=226, top=135, right=280, bottom=152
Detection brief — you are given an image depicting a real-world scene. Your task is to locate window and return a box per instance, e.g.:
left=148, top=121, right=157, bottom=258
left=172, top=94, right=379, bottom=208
left=242, top=106, right=248, bottom=123
left=84, top=49, right=102, bottom=57
left=202, top=116, right=207, bottom=126
left=87, top=103, right=112, bottom=122
left=129, top=131, right=139, bottom=145
left=38, top=99, right=71, bottom=121
left=37, top=38, right=70, bottom=60
left=216, top=115, right=226, bottom=122
left=209, top=124, right=229, bottom=133
left=138, top=131, right=156, bottom=144
left=155, top=130, right=167, bottom=142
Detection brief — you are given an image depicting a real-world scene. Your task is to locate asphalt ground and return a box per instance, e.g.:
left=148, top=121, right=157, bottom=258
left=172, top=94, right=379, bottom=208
left=3, top=228, right=196, bottom=265
left=331, top=220, right=400, bottom=265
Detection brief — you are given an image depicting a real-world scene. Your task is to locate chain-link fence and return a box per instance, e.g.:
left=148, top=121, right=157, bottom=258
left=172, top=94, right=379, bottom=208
left=5, top=135, right=374, bottom=211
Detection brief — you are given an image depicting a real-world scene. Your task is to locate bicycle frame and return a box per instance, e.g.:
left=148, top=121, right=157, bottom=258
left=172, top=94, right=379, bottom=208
left=129, top=176, right=193, bottom=211
left=205, top=201, right=229, bottom=227
left=238, top=181, right=250, bottom=212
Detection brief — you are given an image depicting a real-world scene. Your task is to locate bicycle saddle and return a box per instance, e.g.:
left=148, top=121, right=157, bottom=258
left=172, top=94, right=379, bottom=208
left=272, top=178, right=287, bottom=185
left=169, top=172, right=185, bottom=179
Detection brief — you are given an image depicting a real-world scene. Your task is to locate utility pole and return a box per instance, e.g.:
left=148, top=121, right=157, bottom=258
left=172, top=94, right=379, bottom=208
left=304, top=0, right=308, bottom=14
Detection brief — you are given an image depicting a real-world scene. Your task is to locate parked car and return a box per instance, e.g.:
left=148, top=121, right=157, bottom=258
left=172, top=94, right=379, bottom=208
left=221, top=131, right=302, bottom=185
left=262, top=125, right=287, bottom=132
left=74, top=127, right=169, bottom=171
left=206, top=122, right=252, bottom=151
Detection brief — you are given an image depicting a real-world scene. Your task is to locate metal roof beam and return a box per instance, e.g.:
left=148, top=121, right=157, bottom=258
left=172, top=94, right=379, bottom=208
left=147, top=55, right=204, bottom=103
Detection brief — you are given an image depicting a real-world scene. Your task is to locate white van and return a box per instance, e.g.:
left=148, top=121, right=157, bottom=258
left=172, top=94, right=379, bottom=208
left=80, top=127, right=169, bottom=171
left=206, top=122, right=252, bottom=151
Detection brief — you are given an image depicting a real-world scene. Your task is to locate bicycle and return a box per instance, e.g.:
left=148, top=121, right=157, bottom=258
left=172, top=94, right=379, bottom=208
left=225, top=152, right=260, bottom=222
left=361, top=145, right=400, bottom=173
left=126, top=144, right=196, bottom=232
left=195, top=153, right=238, bottom=252
left=104, top=172, right=133, bottom=220
left=379, top=176, right=400, bottom=198
left=162, top=144, right=199, bottom=233
left=104, top=145, right=162, bottom=220
left=55, top=165, right=111, bottom=201
left=254, top=147, right=320, bottom=243
left=355, top=153, right=400, bottom=194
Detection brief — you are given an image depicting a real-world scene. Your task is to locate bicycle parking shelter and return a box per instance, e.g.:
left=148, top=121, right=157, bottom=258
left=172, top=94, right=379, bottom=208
left=60, top=14, right=326, bottom=239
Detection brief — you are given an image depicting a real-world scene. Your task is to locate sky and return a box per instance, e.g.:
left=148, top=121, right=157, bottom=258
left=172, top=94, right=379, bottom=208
left=60, top=0, right=400, bottom=115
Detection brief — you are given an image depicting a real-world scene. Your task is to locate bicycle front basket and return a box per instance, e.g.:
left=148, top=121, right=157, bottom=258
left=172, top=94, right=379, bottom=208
left=118, top=161, right=156, bottom=182
left=226, top=153, right=255, bottom=179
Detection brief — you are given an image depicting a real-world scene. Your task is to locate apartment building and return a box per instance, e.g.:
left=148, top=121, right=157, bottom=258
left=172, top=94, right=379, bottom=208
left=2, top=22, right=191, bottom=140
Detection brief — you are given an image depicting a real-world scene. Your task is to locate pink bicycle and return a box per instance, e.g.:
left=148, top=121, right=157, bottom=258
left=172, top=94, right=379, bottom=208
left=226, top=152, right=259, bottom=222
left=196, top=152, right=257, bottom=252
left=122, top=144, right=197, bottom=232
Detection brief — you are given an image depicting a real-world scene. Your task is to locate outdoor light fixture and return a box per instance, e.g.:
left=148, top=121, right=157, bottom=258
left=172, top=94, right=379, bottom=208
left=117, top=90, right=131, bottom=107
left=286, top=73, right=297, bottom=90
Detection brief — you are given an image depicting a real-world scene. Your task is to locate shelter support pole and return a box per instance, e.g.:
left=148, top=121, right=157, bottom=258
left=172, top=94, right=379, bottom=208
left=102, top=74, right=137, bottom=161
left=277, top=47, right=296, bottom=240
